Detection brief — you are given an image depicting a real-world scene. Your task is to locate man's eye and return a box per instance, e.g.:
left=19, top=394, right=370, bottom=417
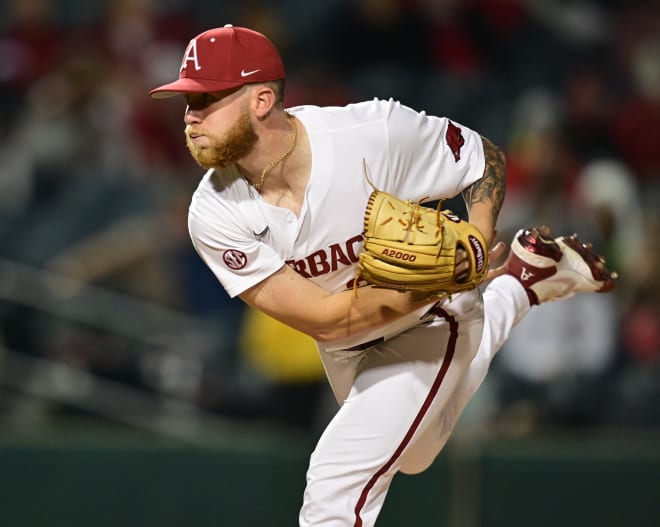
left=186, top=93, right=218, bottom=110
left=203, top=94, right=218, bottom=105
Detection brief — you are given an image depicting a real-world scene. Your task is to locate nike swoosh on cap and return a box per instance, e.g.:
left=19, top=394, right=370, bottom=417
left=240, top=68, right=261, bottom=77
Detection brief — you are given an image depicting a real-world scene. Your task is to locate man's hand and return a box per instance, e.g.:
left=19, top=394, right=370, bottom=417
left=455, top=240, right=507, bottom=283
left=485, top=240, right=507, bottom=281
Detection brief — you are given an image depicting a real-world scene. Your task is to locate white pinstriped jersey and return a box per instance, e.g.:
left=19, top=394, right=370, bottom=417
left=188, top=98, right=485, bottom=348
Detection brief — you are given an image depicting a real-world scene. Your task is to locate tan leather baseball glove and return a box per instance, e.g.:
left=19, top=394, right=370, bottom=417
left=357, top=190, right=489, bottom=295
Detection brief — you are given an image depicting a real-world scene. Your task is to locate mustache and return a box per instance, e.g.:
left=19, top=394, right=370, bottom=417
left=184, top=125, right=205, bottom=137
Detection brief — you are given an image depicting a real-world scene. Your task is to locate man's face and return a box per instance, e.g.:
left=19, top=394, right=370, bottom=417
left=184, top=89, right=258, bottom=169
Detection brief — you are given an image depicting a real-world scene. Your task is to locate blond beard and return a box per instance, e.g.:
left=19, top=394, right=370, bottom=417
left=185, top=111, right=258, bottom=169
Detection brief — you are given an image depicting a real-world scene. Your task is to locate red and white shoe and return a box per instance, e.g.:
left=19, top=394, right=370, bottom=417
left=504, top=227, right=617, bottom=305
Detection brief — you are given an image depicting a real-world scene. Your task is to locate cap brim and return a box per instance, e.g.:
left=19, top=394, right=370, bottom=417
left=149, top=77, right=245, bottom=99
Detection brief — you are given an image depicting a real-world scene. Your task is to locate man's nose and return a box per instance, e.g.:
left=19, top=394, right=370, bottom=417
left=183, top=105, right=201, bottom=125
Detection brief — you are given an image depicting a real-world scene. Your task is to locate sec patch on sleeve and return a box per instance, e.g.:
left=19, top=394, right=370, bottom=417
left=223, top=249, right=248, bottom=270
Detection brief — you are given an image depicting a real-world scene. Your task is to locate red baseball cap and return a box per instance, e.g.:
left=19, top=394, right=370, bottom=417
left=149, top=25, right=285, bottom=99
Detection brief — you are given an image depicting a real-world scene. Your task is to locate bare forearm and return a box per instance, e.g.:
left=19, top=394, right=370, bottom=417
left=240, top=265, right=431, bottom=342
left=314, top=286, right=431, bottom=342
left=462, top=135, right=506, bottom=247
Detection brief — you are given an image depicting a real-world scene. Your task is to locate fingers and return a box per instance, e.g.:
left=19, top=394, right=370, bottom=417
left=485, top=240, right=508, bottom=281
left=454, top=248, right=468, bottom=282
left=455, top=240, right=508, bottom=283
left=486, top=264, right=508, bottom=281
left=488, top=241, right=506, bottom=263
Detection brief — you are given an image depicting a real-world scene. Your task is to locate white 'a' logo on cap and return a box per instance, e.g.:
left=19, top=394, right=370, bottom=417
left=180, top=39, right=202, bottom=72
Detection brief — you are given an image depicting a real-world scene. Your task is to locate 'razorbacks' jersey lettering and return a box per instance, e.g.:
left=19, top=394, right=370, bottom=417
left=286, top=234, right=363, bottom=278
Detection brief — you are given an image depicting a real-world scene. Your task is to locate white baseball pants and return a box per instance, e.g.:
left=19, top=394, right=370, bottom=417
left=299, top=275, right=530, bottom=526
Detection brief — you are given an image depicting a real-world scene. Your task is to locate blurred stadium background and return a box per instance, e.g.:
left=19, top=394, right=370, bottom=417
left=0, top=0, right=658, bottom=525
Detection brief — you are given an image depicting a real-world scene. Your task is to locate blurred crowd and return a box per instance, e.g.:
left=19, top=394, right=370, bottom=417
left=0, top=0, right=658, bottom=437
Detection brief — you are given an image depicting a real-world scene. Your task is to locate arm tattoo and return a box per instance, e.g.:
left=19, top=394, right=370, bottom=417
left=462, top=135, right=506, bottom=224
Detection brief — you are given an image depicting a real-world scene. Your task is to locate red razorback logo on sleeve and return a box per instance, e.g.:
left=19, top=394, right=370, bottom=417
left=446, top=121, right=465, bottom=162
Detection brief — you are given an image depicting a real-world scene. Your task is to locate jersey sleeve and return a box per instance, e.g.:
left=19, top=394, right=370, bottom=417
left=380, top=99, right=485, bottom=200
left=188, top=196, right=285, bottom=299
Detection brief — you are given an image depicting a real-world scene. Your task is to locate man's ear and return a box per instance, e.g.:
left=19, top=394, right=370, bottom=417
left=252, top=85, right=276, bottom=120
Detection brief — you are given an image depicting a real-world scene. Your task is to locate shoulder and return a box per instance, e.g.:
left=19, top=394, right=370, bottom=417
left=329, top=98, right=448, bottom=140
left=288, top=98, right=417, bottom=130
left=188, top=168, right=253, bottom=242
left=190, top=167, right=247, bottom=208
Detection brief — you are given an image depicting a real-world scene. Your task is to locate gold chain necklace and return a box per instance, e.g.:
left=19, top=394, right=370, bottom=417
left=251, top=117, right=297, bottom=191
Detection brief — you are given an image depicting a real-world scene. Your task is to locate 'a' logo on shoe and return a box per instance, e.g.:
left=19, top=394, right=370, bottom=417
left=520, top=267, right=535, bottom=282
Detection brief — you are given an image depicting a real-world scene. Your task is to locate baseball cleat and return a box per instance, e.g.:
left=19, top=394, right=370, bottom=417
left=504, top=227, right=617, bottom=305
